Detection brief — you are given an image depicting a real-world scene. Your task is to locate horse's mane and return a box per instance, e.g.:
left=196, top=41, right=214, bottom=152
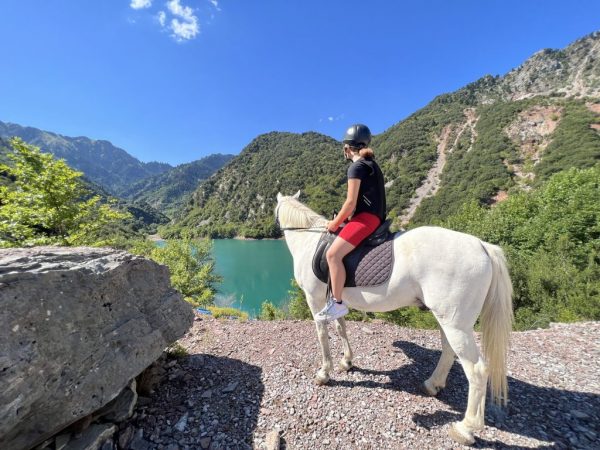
left=278, top=197, right=328, bottom=228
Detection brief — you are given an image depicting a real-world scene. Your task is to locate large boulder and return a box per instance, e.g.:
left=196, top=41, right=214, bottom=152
left=0, top=246, right=194, bottom=450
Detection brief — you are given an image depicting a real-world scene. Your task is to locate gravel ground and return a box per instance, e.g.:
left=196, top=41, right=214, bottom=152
left=121, top=317, right=600, bottom=449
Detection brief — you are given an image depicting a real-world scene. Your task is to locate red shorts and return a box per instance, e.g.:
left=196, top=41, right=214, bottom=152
left=338, top=212, right=381, bottom=247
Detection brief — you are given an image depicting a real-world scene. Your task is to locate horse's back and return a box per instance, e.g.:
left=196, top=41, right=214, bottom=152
left=395, top=226, right=492, bottom=284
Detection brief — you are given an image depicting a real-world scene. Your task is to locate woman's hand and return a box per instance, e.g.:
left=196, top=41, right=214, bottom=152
left=327, top=221, right=339, bottom=233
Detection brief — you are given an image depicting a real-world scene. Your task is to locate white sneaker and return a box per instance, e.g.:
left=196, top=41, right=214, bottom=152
left=314, top=297, right=349, bottom=322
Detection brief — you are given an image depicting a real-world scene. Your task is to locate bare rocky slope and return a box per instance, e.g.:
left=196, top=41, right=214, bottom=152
left=117, top=316, right=599, bottom=450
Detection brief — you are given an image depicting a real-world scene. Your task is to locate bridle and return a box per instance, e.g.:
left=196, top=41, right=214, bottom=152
left=275, top=202, right=327, bottom=232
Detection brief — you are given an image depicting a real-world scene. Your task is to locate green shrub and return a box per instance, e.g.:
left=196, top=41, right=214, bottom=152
left=375, top=308, right=439, bottom=329
left=125, top=236, right=221, bottom=308
left=287, top=279, right=312, bottom=320
left=259, top=301, right=286, bottom=320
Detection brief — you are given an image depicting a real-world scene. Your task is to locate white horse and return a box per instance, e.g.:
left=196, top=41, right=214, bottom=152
left=275, top=192, right=513, bottom=446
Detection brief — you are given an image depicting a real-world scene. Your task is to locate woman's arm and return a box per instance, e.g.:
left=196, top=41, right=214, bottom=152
left=328, top=178, right=361, bottom=231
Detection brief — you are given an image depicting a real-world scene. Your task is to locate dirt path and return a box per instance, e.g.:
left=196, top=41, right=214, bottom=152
left=399, top=109, right=478, bottom=226
left=121, top=319, right=600, bottom=449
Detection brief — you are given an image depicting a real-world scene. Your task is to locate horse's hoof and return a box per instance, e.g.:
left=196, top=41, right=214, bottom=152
left=448, top=422, right=475, bottom=446
left=421, top=380, right=441, bottom=396
left=339, top=360, right=353, bottom=372
left=315, top=371, right=330, bottom=385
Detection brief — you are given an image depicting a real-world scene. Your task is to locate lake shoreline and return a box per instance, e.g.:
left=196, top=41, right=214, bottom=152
left=147, top=234, right=285, bottom=242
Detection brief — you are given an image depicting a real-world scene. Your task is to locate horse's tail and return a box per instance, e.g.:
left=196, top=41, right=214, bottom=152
left=479, top=241, right=514, bottom=406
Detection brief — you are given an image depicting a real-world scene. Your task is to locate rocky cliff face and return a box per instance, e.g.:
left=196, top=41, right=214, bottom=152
left=0, top=246, right=194, bottom=450
left=464, top=31, right=600, bottom=103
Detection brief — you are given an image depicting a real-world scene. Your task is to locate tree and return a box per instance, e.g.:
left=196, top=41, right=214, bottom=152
left=144, top=237, right=222, bottom=307
left=438, top=166, right=600, bottom=329
left=0, top=138, right=130, bottom=247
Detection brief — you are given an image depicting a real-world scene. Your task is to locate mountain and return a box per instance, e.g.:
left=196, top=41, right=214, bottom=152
left=118, top=154, right=234, bottom=219
left=0, top=121, right=172, bottom=194
left=0, top=137, right=170, bottom=235
left=168, top=31, right=600, bottom=238
left=168, top=132, right=348, bottom=238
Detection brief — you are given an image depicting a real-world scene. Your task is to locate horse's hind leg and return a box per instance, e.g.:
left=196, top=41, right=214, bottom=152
left=335, top=318, right=353, bottom=371
left=423, top=327, right=455, bottom=396
left=439, top=324, right=488, bottom=446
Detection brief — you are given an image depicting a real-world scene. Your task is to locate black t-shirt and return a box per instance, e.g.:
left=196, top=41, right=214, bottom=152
left=347, top=157, right=386, bottom=221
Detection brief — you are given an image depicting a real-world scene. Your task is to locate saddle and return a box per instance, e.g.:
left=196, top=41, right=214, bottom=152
left=312, top=220, right=397, bottom=287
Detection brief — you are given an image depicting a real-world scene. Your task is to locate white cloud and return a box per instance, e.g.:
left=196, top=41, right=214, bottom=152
left=130, top=0, right=152, bottom=9
left=320, top=113, right=345, bottom=123
left=157, top=10, right=166, bottom=27
left=166, top=0, right=199, bottom=41
left=132, top=0, right=218, bottom=42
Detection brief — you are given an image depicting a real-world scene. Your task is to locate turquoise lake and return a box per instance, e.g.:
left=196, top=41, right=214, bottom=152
left=212, top=239, right=294, bottom=316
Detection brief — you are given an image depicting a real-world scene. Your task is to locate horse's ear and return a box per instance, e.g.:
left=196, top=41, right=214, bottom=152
left=293, top=190, right=301, bottom=199
left=276, top=192, right=283, bottom=202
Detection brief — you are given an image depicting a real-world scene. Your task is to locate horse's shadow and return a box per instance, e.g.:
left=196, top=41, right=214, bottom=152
left=329, top=341, right=599, bottom=449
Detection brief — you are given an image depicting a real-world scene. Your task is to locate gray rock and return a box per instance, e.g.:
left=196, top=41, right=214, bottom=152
left=55, top=433, right=72, bottom=450
left=95, top=379, right=138, bottom=422
left=128, top=429, right=151, bottom=450
left=201, top=389, right=213, bottom=399
left=100, top=440, right=115, bottom=450
left=174, top=413, right=189, bottom=432
left=0, top=247, right=194, bottom=450
left=117, top=426, right=135, bottom=449
left=63, top=424, right=116, bottom=450
left=34, top=438, right=54, bottom=450
left=570, top=409, right=590, bottom=420
left=222, top=381, right=238, bottom=393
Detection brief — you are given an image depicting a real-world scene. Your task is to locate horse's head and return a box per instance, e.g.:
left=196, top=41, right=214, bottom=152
left=276, top=190, right=301, bottom=204
left=275, top=191, right=326, bottom=230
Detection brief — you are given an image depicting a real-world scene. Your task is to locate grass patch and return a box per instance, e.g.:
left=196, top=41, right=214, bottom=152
left=207, top=306, right=249, bottom=321
left=166, top=342, right=188, bottom=358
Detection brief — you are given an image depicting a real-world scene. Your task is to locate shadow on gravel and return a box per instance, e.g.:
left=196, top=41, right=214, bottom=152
left=332, top=341, right=599, bottom=449
left=125, top=353, right=264, bottom=449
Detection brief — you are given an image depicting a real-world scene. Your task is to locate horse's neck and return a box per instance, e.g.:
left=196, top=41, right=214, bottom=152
left=284, top=229, right=322, bottom=260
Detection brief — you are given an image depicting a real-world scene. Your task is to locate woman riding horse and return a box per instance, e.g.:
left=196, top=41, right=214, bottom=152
left=275, top=192, right=513, bottom=446
left=315, top=123, right=387, bottom=322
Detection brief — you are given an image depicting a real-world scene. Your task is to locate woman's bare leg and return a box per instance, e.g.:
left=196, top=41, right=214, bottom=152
left=326, top=237, right=356, bottom=300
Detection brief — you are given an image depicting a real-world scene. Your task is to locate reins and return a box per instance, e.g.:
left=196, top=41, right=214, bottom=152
left=280, top=226, right=327, bottom=232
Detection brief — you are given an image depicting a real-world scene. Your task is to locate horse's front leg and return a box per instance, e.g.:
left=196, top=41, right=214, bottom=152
left=335, top=317, right=353, bottom=371
left=314, top=320, right=333, bottom=385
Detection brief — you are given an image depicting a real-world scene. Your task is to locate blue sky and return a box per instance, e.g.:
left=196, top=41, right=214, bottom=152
left=0, top=1, right=599, bottom=166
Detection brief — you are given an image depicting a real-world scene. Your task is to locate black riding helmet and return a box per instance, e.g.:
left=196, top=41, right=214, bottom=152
left=343, top=124, right=371, bottom=149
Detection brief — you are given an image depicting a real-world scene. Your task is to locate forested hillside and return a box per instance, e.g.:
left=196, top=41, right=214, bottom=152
left=168, top=32, right=600, bottom=239
left=167, top=132, right=348, bottom=238
left=118, top=154, right=234, bottom=219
